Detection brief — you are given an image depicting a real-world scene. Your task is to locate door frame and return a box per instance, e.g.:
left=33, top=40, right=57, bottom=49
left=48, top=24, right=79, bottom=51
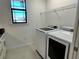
left=72, top=0, right=79, bottom=59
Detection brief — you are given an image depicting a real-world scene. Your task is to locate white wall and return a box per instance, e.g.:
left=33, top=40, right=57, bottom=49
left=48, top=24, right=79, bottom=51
left=0, top=0, right=46, bottom=49
left=46, top=0, right=77, bottom=27
left=47, top=0, right=77, bottom=10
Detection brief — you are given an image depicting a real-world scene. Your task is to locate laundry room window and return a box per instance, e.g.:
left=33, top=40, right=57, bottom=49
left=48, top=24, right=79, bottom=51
left=11, top=0, right=27, bottom=24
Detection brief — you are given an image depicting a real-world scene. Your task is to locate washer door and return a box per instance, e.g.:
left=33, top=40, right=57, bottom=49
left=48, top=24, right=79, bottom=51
left=47, top=35, right=70, bottom=59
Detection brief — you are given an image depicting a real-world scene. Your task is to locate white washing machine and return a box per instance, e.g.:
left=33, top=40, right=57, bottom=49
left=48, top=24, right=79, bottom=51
left=46, top=29, right=73, bottom=59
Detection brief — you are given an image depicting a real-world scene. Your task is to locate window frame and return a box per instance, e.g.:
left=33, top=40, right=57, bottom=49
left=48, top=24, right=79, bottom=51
left=10, top=0, right=27, bottom=24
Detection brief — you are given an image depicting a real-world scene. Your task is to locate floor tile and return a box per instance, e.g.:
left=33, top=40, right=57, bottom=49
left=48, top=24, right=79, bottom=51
left=6, top=46, right=41, bottom=59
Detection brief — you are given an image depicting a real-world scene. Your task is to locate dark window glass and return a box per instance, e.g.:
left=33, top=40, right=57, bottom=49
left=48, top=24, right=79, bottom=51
left=12, top=10, right=26, bottom=22
left=11, top=0, right=27, bottom=23
left=11, top=0, right=25, bottom=9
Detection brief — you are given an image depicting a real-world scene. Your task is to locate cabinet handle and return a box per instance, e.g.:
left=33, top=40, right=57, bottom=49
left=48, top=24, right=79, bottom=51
left=74, top=47, right=78, bottom=52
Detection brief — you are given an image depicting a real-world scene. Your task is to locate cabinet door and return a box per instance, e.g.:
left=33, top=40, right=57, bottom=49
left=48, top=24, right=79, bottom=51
left=2, top=34, right=6, bottom=59
left=0, top=41, right=2, bottom=54
left=0, top=33, right=6, bottom=59
left=0, top=41, right=4, bottom=59
left=3, top=42, right=6, bottom=59
left=36, top=30, right=46, bottom=59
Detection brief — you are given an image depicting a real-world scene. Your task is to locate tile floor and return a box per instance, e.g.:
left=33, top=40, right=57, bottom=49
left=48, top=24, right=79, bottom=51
left=6, top=46, right=41, bottom=59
